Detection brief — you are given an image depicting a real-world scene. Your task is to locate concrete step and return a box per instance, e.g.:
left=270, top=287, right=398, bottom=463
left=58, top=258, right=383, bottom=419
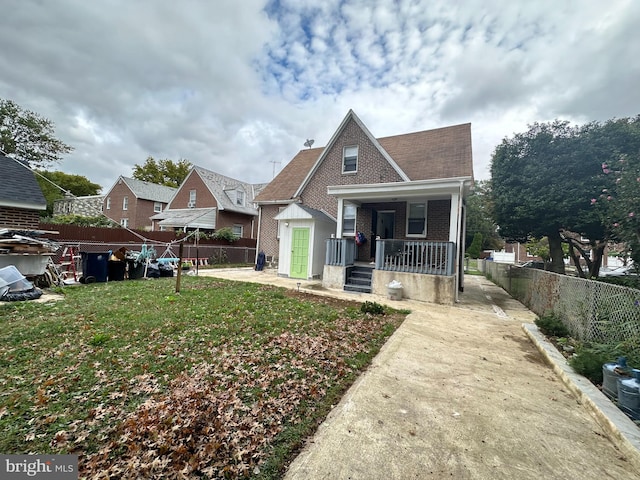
left=344, top=284, right=372, bottom=294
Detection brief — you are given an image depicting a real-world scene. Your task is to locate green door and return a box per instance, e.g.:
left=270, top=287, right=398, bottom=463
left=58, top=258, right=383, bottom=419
left=290, top=227, right=310, bottom=279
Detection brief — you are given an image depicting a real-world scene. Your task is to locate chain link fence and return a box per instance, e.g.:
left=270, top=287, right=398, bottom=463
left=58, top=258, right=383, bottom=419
left=482, top=260, right=640, bottom=343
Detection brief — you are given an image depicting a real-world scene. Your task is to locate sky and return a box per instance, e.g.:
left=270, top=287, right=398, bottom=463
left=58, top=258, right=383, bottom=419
left=1, top=0, right=639, bottom=193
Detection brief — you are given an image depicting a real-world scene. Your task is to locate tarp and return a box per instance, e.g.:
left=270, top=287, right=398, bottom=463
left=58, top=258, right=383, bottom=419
left=0, top=265, right=42, bottom=301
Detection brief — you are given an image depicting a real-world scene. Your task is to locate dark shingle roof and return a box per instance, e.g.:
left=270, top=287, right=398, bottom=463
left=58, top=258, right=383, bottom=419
left=1, top=155, right=46, bottom=209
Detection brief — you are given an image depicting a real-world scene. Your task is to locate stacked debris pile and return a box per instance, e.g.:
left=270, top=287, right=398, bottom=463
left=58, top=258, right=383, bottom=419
left=0, top=228, right=60, bottom=277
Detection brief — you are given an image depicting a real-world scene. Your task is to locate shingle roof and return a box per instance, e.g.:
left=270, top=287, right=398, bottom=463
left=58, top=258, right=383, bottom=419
left=151, top=207, right=217, bottom=229
left=1, top=155, right=46, bottom=209
left=254, top=115, right=473, bottom=203
left=193, top=166, right=260, bottom=215
left=254, top=147, right=323, bottom=203
left=121, top=177, right=176, bottom=203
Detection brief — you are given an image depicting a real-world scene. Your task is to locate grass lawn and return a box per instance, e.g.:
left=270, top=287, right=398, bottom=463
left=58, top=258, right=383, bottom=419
left=0, top=277, right=407, bottom=479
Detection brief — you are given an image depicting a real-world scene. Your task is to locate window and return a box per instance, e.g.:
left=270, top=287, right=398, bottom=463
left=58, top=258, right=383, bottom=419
left=188, top=189, right=196, bottom=208
left=407, top=202, right=426, bottom=236
left=123, top=196, right=128, bottom=210
left=120, top=218, right=129, bottom=228
left=232, top=224, right=243, bottom=237
left=236, top=189, right=245, bottom=206
left=106, top=197, right=111, bottom=210
left=343, top=203, right=357, bottom=235
left=154, top=202, right=162, bottom=213
left=343, top=146, right=358, bottom=173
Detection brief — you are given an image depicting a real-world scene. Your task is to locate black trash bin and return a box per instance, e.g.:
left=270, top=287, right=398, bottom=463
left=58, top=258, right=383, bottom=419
left=108, top=260, right=126, bottom=281
left=127, top=260, right=145, bottom=279
left=80, top=252, right=108, bottom=283
left=158, top=263, right=174, bottom=277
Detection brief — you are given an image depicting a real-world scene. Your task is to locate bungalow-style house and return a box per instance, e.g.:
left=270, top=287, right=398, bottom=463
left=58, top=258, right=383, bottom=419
left=254, top=110, right=473, bottom=304
left=150, top=165, right=267, bottom=238
left=103, top=176, right=176, bottom=230
left=0, top=154, right=47, bottom=229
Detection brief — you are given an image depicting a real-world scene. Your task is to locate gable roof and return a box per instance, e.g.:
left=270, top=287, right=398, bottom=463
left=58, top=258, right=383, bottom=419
left=1, top=155, right=46, bottom=210
left=191, top=166, right=260, bottom=215
left=119, top=177, right=176, bottom=203
left=151, top=207, right=217, bottom=230
left=254, top=112, right=473, bottom=203
left=274, top=203, right=336, bottom=223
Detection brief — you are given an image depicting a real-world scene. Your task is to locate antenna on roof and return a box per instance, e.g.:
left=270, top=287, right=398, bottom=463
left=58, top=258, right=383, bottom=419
left=269, top=159, right=281, bottom=179
left=304, top=139, right=314, bottom=149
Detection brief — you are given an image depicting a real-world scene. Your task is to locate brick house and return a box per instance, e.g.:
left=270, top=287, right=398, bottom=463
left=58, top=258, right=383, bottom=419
left=254, top=110, right=474, bottom=304
left=103, top=176, right=176, bottom=230
left=150, top=165, right=267, bottom=238
left=0, top=154, right=46, bottom=229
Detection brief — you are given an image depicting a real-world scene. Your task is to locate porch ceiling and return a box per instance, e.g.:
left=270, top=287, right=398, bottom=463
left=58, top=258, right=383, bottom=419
left=327, top=177, right=472, bottom=203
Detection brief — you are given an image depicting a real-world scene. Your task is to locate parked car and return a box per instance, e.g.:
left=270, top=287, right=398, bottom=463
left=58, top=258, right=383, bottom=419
left=598, top=265, right=638, bottom=277
left=519, top=261, right=546, bottom=270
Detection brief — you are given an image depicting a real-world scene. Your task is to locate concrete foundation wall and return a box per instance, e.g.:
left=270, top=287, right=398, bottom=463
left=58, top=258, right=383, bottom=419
left=322, top=265, right=346, bottom=289
left=372, top=270, right=455, bottom=305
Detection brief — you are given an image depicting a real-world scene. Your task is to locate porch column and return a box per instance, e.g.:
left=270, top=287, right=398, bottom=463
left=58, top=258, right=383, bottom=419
left=336, top=197, right=344, bottom=239
left=448, top=192, right=460, bottom=243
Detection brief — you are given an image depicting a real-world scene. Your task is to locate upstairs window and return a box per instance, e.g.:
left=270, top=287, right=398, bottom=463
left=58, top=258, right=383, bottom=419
left=407, top=202, right=426, bottom=237
left=343, top=146, right=358, bottom=173
left=188, top=189, right=196, bottom=208
left=343, top=203, right=357, bottom=235
left=236, top=189, right=245, bottom=206
left=123, top=196, right=128, bottom=210
left=106, top=197, right=111, bottom=210
left=154, top=202, right=162, bottom=213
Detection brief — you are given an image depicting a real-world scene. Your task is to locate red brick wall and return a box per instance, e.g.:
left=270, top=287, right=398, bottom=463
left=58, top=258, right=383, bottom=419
left=426, top=199, right=451, bottom=241
left=0, top=207, right=40, bottom=229
left=169, top=172, right=217, bottom=209
left=217, top=210, right=257, bottom=239
left=103, top=182, right=135, bottom=228
left=299, top=117, right=404, bottom=216
left=258, top=204, right=285, bottom=259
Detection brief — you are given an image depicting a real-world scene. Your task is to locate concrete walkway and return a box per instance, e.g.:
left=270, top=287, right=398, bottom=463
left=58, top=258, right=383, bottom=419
left=198, top=268, right=640, bottom=479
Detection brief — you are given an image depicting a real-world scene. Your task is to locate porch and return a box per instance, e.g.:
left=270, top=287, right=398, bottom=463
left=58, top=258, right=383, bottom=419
left=323, top=238, right=457, bottom=304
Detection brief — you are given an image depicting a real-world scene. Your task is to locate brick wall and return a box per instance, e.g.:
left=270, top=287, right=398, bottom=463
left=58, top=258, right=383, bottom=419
left=426, top=199, right=451, bottom=241
left=0, top=207, right=40, bottom=229
left=169, top=173, right=217, bottom=209
left=216, top=210, right=257, bottom=239
left=258, top=204, right=284, bottom=260
left=299, top=117, right=404, bottom=216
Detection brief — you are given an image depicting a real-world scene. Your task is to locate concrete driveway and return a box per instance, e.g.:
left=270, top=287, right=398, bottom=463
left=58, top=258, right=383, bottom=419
left=198, top=268, right=640, bottom=479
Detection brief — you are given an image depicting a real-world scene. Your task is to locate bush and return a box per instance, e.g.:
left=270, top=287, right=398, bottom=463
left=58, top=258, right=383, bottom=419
left=535, top=313, right=569, bottom=337
left=361, top=301, right=385, bottom=315
left=569, top=349, right=608, bottom=384
left=211, top=227, right=239, bottom=242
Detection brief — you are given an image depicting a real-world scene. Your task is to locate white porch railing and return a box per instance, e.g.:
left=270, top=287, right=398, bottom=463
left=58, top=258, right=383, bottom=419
left=325, top=238, right=356, bottom=266
left=374, top=240, right=455, bottom=275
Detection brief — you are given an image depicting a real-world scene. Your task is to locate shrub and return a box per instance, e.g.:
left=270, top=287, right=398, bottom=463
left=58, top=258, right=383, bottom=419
left=361, top=301, right=385, bottom=315
left=535, top=313, right=569, bottom=337
left=569, top=349, right=608, bottom=384
left=212, top=227, right=239, bottom=242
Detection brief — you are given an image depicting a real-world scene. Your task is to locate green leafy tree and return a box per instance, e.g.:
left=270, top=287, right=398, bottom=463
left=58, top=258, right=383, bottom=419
left=465, top=180, right=502, bottom=251
left=0, top=98, right=72, bottom=167
left=36, top=170, right=102, bottom=216
left=132, top=156, right=192, bottom=187
left=491, top=120, right=613, bottom=277
left=592, top=116, right=640, bottom=264
left=467, top=232, right=483, bottom=259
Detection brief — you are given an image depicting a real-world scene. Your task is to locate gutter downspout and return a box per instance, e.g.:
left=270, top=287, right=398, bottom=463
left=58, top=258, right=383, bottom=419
left=255, top=206, right=262, bottom=265
left=455, top=180, right=465, bottom=303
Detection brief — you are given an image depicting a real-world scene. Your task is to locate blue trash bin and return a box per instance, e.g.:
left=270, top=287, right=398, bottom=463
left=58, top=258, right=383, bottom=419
left=81, top=252, right=109, bottom=283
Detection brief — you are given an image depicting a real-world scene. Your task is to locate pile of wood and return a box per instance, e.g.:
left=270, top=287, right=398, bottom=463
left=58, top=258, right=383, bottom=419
left=0, top=228, right=59, bottom=255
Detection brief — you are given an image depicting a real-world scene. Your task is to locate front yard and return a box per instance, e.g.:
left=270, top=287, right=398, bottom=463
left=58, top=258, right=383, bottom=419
left=0, top=277, right=407, bottom=479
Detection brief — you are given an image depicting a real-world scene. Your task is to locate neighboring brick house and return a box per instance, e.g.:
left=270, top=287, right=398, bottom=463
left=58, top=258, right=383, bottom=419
left=150, top=165, right=267, bottom=238
left=103, top=176, right=176, bottom=230
left=53, top=194, right=104, bottom=217
left=0, top=154, right=46, bottom=229
left=254, top=110, right=474, bottom=304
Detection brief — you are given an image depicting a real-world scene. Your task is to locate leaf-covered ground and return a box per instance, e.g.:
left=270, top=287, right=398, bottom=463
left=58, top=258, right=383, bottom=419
left=0, top=277, right=406, bottom=479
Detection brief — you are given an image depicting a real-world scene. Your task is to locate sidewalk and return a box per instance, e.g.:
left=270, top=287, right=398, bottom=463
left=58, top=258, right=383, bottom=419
left=199, top=268, right=640, bottom=479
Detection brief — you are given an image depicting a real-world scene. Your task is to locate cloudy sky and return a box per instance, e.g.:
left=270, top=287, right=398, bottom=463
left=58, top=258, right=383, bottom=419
left=1, top=0, right=638, bottom=192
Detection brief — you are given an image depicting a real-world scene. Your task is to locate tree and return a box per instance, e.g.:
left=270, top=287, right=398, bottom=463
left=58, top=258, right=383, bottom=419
left=36, top=170, right=102, bottom=216
left=491, top=121, right=607, bottom=276
left=592, top=116, right=640, bottom=265
left=48, top=214, right=117, bottom=228
left=467, top=233, right=483, bottom=259
left=0, top=98, right=73, bottom=168
left=465, top=180, right=502, bottom=251
left=132, top=156, right=192, bottom=187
